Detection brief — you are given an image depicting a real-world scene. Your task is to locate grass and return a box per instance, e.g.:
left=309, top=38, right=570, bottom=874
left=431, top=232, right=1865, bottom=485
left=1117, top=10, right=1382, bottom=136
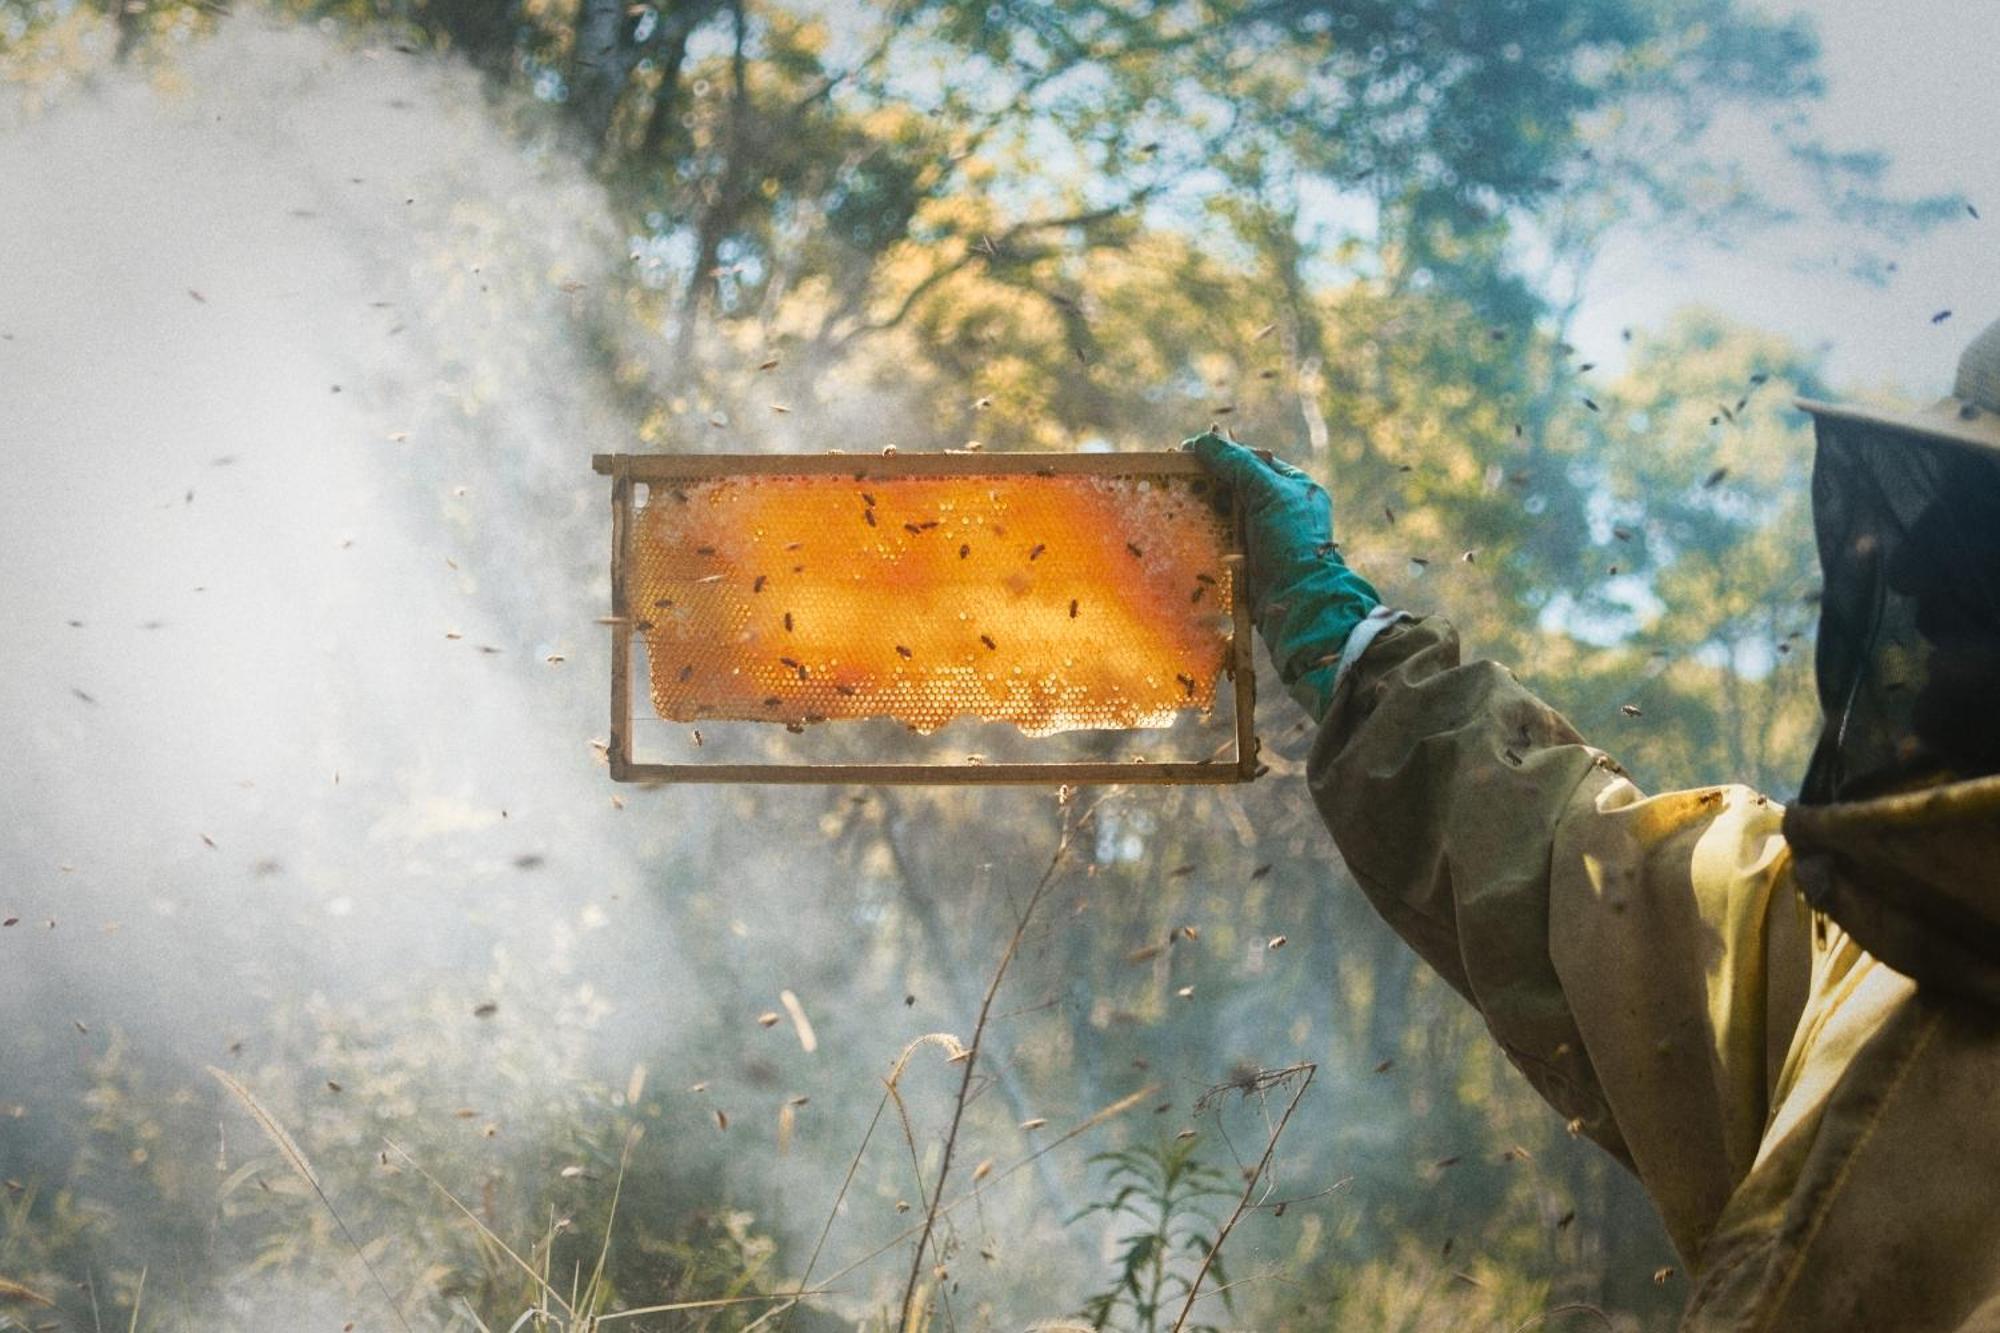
left=207, top=1064, right=413, bottom=1333
left=0, top=796, right=1387, bottom=1331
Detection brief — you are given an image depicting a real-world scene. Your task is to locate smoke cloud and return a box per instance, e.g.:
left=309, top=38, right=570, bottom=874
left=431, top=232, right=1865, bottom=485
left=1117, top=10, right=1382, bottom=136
left=0, top=19, right=1088, bottom=1326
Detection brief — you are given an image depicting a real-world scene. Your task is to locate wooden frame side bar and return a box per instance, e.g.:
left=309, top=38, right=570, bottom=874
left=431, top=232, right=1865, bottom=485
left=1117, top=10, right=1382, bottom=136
left=1228, top=487, right=1260, bottom=780
left=607, top=457, right=636, bottom=782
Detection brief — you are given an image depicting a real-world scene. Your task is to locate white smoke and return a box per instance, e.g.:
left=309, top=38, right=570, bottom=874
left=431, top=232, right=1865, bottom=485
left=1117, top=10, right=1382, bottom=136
left=0, top=18, right=1149, bottom=1328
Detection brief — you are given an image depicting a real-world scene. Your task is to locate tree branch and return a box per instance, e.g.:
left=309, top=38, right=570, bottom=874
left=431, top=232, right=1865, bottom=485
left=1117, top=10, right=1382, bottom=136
left=1170, top=1064, right=1317, bottom=1333
left=832, top=197, right=1146, bottom=351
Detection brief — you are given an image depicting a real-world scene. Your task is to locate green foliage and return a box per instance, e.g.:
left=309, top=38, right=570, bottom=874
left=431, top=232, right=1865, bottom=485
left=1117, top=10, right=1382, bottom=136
left=1069, top=1138, right=1235, bottom=1332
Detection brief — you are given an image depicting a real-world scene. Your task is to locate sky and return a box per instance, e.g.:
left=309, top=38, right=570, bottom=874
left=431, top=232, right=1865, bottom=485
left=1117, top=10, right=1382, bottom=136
left=1571, top=0, right=2000, bottom=400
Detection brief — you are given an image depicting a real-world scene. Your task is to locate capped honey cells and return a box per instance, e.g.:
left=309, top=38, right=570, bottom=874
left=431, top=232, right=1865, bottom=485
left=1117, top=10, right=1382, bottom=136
left=629, top=471, right=1237, bottom=735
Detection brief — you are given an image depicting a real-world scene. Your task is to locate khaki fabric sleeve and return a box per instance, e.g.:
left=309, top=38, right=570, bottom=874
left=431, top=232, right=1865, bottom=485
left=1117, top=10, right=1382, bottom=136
left=1308, top=617, right=1810, bottom=1262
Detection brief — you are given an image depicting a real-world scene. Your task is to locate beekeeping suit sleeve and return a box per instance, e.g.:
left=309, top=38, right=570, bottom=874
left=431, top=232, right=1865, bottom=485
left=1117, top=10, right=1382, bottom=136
left=1308, top=615, right=1812, bottom=1262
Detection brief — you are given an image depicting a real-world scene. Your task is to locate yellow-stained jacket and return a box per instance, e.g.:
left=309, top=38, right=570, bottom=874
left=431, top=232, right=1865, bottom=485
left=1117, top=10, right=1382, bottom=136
left=1312, top=617, right=2000, bottom=1331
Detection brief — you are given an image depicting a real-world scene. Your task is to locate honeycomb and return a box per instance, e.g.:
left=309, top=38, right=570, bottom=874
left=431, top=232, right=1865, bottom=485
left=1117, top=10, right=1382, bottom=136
left=629, top=470, right=1237, bottom=735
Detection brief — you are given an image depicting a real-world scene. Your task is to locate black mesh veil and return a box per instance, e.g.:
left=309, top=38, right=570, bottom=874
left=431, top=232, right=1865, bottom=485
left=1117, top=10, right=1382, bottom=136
left=1800, top=415, right=2000, bottom=804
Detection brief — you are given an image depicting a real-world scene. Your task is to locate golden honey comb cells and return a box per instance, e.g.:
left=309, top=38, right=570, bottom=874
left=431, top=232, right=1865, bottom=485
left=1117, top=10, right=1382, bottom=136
left=625, top=465, right=1238, bottom=737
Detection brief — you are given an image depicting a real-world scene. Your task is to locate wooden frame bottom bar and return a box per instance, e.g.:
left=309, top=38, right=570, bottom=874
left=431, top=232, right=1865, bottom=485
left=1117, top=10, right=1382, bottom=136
left=610, top=758, right=1254, bottom=785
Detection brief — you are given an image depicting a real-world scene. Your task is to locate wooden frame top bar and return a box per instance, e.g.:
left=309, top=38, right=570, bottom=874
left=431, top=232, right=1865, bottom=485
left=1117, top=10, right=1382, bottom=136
left=593, top=450, right=1258, bottom=786
left=592, top=450, right=1208, bottom=479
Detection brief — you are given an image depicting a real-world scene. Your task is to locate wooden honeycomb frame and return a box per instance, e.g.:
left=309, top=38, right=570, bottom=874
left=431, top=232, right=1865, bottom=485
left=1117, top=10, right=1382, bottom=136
left=591, top=451, right=1258, bottom=784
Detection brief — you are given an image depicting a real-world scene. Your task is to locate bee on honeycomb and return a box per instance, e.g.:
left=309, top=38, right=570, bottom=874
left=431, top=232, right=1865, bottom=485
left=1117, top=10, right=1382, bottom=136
left=629, top=472, right=1235, bottom=735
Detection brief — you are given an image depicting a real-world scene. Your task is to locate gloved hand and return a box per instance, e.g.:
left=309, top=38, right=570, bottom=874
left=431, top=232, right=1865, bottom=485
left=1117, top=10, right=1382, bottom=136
left=1186, top=431, right=1381, bottom=721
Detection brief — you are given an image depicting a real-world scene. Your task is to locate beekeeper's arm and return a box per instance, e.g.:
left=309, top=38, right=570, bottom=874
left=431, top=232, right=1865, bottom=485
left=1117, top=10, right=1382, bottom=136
left=1190, top=434, right=1810, bottom=1261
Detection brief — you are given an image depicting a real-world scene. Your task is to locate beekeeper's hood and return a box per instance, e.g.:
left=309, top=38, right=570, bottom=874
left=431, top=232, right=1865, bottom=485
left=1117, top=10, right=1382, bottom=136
left=1789, top=317, right=2000, bottom=1004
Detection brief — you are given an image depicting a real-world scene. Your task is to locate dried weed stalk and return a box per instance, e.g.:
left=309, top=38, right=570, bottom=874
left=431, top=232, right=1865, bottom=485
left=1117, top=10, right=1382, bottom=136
left=773, top=797, right=1131, bottom=1333
left=1170, top=1062, right=1316, bottom=1333
left=895, top=797, right=1103, bottom=1330
left=755, top=1082, right=1160, bottom=1333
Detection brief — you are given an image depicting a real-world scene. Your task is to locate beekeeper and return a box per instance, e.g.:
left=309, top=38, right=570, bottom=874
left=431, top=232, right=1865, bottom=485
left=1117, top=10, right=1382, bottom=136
left=1192, top=317, right=2000, bottom=1330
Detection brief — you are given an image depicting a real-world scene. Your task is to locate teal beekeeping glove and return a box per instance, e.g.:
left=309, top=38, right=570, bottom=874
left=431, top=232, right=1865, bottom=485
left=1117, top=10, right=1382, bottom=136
left=1186, top=432, right=1381, bottom=720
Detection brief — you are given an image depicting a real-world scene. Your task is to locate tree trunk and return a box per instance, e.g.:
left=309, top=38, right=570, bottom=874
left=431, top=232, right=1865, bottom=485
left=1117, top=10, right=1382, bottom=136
left=573, top=0, right=629, bottom=155
left=671, top=0, right=750, bottom=376
left=640, top=2, right=717, bottom=158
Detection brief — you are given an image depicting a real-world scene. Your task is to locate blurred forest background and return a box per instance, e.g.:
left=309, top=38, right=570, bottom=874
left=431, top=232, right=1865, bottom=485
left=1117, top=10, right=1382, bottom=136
left=0, top=0, right=1973, bottom=1329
